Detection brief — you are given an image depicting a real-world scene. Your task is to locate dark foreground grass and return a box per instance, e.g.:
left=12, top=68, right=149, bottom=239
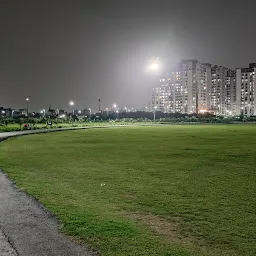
left=0, top=125, right=255, bottom=255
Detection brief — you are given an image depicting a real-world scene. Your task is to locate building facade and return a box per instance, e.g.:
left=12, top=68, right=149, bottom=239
left=151, top=60, right=212, bottom=114
left=236, top=63, right=256, bottom=116
left=150, top=60, right=256, bottom=116
left=151, top=77, right=174, bottom=113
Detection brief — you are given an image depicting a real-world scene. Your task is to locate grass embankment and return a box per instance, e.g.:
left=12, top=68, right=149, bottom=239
left=0, top=125, right=255, bottom=255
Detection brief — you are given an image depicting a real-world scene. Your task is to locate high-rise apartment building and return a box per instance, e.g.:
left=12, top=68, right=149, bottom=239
left=151, top=59, right=212, bottom=114
left=226, top=69, right=236, bottom=115
left=210, top=65, right=228, bottom=115
left=177, top=60, right=211, bottom=113
left=151, top=77, right=174, bottom=113
left=236, top=63, right=256, bottom=116
left=199, top=63, right=212, bottom=112
left=171, top=69, right=182, bottom=113
left=150, top=60, right=256, bottom=116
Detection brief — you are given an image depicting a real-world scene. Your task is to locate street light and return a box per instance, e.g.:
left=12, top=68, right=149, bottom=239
left=149, top=62, right=159, bottom=71
left=40, top=109, right=46, bottom=116
left=88, top=108, right=92, bottom=118
left=154, top=106, right=157, bottom=122
left=113, top=104, right=117, bottom=109
left=116, top=110, right=119, bottom=119
left=147, top=57, right=160, bottom=73
left=26, top=98, right=29, bottom=117
left=69, top=100, right=74, bottom=114
left=69, top=101, right=75, bottom=125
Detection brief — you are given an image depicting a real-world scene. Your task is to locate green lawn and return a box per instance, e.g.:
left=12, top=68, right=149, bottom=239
left=0, top=125, right=255, bottom=255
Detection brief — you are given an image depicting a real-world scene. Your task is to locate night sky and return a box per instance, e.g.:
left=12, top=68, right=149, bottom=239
left=1, top=0, right=256, bottom=111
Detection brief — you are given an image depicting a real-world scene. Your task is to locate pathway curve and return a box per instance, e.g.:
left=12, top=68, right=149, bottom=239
left=0, top=126, right=106, bottom=141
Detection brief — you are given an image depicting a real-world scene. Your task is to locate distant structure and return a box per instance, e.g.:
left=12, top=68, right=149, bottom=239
left=150, top=59, right=256, bottom=116
left=236, top=63, right=256, bottom=116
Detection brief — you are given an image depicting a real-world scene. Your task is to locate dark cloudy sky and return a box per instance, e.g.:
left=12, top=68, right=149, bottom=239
left=1, top=0, right=256, bottom=111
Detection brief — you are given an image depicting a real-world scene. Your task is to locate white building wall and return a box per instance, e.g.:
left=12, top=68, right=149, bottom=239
left=235, top=69, right=242, bottom=115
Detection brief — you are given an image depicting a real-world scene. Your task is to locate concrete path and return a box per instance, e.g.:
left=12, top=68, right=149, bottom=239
left=0, top=126, right=106, bottom=141
left=0, top=127, right=101, bottom=255
left=0, top=228, right=17, bottom=256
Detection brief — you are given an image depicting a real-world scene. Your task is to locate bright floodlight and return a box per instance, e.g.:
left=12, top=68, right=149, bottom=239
left=149, top=62, right=159, bottom=71
left=78, top=110, right=81, bottom=114
left=26, top=98, right=29, bottom=101
left=113, top=104, right=117, bottom=108
left=69, top=101, right=74, bottom=106
left=154, top=106, right=157, bottom=109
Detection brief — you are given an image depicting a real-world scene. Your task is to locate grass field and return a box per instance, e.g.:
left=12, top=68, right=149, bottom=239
left=0, top=125, right=255, bottom=255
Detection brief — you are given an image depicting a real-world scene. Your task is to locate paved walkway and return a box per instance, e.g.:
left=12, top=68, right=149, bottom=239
left=0, top=127, right=100, bottom=255
left=0, top=228, right=17, bottom=256
left=0, top=126, right=106, bottom=141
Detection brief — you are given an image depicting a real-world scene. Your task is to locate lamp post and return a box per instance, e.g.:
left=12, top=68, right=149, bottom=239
left=88, top=108, right=92, bottom=118
left=69, top=100, right=74, bottom=125
left=148, top=58, right=161, bottom=122
left=40, top=109, right=46, bottom=117
left=116, top=110, right=119, bottom=119
left=26, top=98, right=29, bottom=117
left=112, top=104, right=118, bottom=119
left=69, top=101, right=74, bottom=114
left=154, top=106, right=157, bottom=122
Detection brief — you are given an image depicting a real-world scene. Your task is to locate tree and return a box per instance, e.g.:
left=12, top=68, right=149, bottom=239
left=18, top=118, right=24, bottom=130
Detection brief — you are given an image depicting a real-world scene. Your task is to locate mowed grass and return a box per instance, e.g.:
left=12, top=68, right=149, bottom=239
left=0, top=125, right=256, bottom=256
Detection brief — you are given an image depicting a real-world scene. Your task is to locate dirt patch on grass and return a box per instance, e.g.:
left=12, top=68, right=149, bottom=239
left=128, top=212, right=199, bottom=247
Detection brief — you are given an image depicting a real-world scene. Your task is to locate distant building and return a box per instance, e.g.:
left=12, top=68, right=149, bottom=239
left=151, top=77, right=174, bottom=113
left=210, top=65, right=228, bottom=115
left=150, top=59, right=256, bottom=116
left=151, top=60, right=212, bottom=114
left=226, top=69, right=236, bottom=115
left=236, top=63, right=256, bottom=116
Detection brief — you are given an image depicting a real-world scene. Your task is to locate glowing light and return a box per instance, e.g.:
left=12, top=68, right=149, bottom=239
left=69, top=101, right=74, bottom=106
left=149, top=63, right=159, bottom=71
